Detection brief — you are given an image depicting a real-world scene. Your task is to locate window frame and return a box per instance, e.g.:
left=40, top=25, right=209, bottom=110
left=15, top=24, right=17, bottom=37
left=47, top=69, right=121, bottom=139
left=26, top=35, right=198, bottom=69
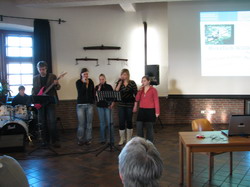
left=0, top=30, right=33, bottom=96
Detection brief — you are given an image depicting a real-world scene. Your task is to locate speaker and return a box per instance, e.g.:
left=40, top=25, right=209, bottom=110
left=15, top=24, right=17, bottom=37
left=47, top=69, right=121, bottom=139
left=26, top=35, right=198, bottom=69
left=145, top=65, right=160, bottom=85
left=245, top=100, right=250, bottom=115
left=0, top=134, right=25, bottom=152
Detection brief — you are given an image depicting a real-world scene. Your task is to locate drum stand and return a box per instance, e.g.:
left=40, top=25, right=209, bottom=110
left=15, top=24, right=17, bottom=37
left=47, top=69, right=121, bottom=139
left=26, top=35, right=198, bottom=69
left=28, top=121, right=58, bottom=155
left=28, top=96, right=58, bottom=155
left=13, top=106, right=33, bottom=145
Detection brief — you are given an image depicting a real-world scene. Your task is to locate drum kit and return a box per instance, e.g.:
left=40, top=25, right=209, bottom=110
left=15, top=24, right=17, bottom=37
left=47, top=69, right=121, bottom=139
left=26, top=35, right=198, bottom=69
left=0, top=104, right=37, bottom=144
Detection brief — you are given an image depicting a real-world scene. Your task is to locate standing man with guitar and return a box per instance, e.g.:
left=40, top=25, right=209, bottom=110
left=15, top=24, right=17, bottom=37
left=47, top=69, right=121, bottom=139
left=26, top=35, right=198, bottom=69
left=32, top=61, right=61, bottom=148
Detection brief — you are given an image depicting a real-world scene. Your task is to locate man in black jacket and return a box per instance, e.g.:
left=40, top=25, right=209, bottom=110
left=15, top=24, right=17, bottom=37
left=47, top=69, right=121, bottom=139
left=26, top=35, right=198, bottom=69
left=32, top=61, right=61, bottom=148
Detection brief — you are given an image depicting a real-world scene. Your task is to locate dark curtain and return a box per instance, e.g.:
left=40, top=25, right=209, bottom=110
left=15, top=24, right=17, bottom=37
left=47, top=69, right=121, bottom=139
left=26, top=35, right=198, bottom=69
left=33, top=19, right=52, bottom=75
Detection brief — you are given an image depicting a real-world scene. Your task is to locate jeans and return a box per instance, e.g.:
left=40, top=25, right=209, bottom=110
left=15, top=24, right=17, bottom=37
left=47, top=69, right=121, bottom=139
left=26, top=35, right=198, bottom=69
left=136, top=121, right=154, bottom=142
left=97, top=107, right=114, bottom=143
left=118, top=106, right=133, bottom=130
left=38, top=104, right=59, bottom=144
left=76, top=104, right=93, bottom=142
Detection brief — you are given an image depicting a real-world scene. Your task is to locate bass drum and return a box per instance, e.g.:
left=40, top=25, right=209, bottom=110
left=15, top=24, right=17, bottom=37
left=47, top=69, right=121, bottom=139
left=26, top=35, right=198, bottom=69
left=0, top=119, right=29, bottom=138
left=0, top=118, right=8, bottom=128
left=0, top=120, right=31, bottom=152
left=14, top=105, right=28, bottom=120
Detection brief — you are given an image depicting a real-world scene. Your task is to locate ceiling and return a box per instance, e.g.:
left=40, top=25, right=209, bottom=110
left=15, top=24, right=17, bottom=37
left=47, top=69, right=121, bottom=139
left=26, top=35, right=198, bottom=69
left=15, top=0, right=220, bottom=12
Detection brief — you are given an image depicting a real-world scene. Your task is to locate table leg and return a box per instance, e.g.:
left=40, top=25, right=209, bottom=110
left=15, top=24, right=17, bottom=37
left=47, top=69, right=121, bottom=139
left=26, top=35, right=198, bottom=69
left=186, top=147, right=192, bottom=187
left=179, top=136, right=184, bottom=185
left=230, top=152, right=233, bottom=175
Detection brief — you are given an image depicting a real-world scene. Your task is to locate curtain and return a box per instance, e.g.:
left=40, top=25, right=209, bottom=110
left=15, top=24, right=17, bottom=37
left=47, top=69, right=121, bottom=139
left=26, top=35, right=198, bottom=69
left=33, top=19, right=52, bottom=75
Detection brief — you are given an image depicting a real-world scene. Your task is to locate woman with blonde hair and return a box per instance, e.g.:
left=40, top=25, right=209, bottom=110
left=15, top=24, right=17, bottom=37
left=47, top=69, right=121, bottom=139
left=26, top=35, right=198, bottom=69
left=115, top=69, right=137, bottom=145
left=95, top=74, right=114, bottom=145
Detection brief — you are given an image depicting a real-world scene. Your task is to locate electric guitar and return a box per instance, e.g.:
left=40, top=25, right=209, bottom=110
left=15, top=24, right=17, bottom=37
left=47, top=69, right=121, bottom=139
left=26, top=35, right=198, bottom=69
left=34, top=72, right=67, bottom=110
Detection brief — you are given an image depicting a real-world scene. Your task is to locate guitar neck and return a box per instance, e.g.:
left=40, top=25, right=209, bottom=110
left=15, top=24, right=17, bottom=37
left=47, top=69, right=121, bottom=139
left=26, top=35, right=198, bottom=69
left=43, top=77, right=60, bottom=95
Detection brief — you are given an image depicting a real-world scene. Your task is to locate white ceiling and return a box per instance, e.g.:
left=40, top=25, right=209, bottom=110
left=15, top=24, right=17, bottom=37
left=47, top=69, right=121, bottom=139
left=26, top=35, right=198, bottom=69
left=15, top=0, right=220, bottom=12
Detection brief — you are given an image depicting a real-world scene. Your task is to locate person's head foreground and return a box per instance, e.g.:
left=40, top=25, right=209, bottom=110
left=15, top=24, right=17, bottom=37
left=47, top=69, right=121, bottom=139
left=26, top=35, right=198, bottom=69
left=118, top=137, right=164, bottom=187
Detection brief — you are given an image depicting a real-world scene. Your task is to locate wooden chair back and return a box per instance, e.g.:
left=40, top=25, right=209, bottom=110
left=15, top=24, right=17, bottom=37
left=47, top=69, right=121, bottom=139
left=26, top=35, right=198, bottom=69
left=191, top=118, right=214, bottom=131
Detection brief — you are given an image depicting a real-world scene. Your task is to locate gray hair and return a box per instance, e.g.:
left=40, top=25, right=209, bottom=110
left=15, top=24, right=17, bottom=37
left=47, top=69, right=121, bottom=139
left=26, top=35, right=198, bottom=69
left=118, top=137, right=164, bottom=187
left=36, top=61, right=48, bottom=69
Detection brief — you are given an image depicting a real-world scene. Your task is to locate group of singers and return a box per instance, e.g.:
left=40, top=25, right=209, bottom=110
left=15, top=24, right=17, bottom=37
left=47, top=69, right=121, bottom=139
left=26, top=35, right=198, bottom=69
left=11, top=61, right=160, bottom=148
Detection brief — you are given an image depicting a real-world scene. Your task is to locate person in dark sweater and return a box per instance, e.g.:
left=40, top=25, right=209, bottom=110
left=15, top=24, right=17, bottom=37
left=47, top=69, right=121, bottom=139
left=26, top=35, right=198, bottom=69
left=32, top=61, right=61, bottom=148
left=115, top=69, right=138, bottom=145
left=76, top=68, right=95, bottom=145
left=95, top=74, right=114, bottom=144
left=11, top=86, right=31, bottom=107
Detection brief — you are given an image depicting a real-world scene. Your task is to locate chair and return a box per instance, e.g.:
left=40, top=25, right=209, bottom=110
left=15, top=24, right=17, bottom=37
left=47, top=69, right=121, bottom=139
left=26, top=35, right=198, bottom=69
left=191, top=119, right=233, bottom=181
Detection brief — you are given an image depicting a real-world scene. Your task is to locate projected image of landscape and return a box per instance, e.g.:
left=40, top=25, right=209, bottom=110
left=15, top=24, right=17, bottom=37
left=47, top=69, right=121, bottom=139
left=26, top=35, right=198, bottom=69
left=200, top=11, right=250, bottom=76
left=205, top=24, right=234, bottom=45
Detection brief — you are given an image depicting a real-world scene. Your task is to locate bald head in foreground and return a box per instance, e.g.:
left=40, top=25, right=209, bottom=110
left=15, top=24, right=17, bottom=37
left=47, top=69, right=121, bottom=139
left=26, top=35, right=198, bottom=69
left=118, top=137, right=164, bottom=187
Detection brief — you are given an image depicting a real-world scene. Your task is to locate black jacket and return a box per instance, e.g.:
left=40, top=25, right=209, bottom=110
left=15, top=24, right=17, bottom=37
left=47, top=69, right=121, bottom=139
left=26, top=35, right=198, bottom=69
left=116, top=80, right=137, bottom=107
left=76, top=79, right=95, bottom=104
left=95, top=83, right=113, bottom=108
left=11, top=94, right=31, bottom=107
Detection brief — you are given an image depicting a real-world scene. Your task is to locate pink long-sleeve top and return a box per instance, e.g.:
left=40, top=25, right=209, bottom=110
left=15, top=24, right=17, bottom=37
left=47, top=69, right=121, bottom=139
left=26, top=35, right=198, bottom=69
left=135, top=86, right=160, bottom=115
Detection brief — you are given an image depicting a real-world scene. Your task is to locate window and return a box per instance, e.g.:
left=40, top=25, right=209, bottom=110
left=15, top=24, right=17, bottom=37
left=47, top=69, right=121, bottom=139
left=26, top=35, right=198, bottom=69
left=6, top=36, right=32, bottom=57
left=0, top=31, right=33, bottom=96
left=7, top=63, right=33, bottom=96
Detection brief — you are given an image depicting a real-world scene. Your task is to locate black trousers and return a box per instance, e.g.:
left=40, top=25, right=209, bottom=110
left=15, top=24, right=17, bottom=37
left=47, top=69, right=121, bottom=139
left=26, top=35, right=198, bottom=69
left=38, top=104, right=59, bottom=143
left=136, top=121, right=154, bottom=142
left=118, top=106, right=133, bottom=130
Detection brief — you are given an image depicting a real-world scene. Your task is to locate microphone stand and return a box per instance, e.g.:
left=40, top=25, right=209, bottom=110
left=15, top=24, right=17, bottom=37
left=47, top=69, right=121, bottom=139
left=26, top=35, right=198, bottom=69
left=95, top=91, right=121, bottom=156
left=28, top=95, right=58, bottom=155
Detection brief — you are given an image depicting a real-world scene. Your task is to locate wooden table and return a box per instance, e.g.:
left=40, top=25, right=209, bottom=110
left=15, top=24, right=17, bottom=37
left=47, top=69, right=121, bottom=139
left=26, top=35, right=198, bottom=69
left=179, top=131, right=250, bottom=187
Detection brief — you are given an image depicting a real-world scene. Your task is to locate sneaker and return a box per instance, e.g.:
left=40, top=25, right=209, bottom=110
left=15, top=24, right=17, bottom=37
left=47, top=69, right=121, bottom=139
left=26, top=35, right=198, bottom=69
left=85, top=141, right=91, bottom=145
left=78, top=141, right=84, bottom=146
left=108, top=142, right=115, bottom=146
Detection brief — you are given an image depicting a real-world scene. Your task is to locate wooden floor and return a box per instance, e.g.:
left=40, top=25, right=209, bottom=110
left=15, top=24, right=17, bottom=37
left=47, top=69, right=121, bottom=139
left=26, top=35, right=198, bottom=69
left=2, top=124, right=250, bottom=187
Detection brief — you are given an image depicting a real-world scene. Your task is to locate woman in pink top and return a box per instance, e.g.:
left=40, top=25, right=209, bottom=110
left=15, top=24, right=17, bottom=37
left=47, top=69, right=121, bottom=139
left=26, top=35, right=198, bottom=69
left=133, top=75, right=160, bottom=142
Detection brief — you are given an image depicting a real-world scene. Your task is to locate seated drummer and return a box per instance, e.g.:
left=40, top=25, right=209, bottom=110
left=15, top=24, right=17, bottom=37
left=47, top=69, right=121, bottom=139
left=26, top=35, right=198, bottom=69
left=11, top=86, right=31, bottom=107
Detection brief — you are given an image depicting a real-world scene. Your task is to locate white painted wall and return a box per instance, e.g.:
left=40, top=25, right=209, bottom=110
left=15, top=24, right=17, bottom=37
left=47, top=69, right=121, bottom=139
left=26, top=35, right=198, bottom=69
left=0, top=1, right=168, bottom=99
left=168, top=1, right=250, bottom=95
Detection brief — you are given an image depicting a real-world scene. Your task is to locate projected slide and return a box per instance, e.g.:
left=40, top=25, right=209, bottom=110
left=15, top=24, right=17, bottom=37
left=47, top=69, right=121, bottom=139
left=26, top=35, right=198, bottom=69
left=200, top=11, right=250, bottom=76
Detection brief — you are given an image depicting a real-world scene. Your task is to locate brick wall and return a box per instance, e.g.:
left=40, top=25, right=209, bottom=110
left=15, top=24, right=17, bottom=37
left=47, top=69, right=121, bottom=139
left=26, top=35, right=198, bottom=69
left=161, top=98, right=244, bottom=125
left=55, top=98, right=245, bottom=129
